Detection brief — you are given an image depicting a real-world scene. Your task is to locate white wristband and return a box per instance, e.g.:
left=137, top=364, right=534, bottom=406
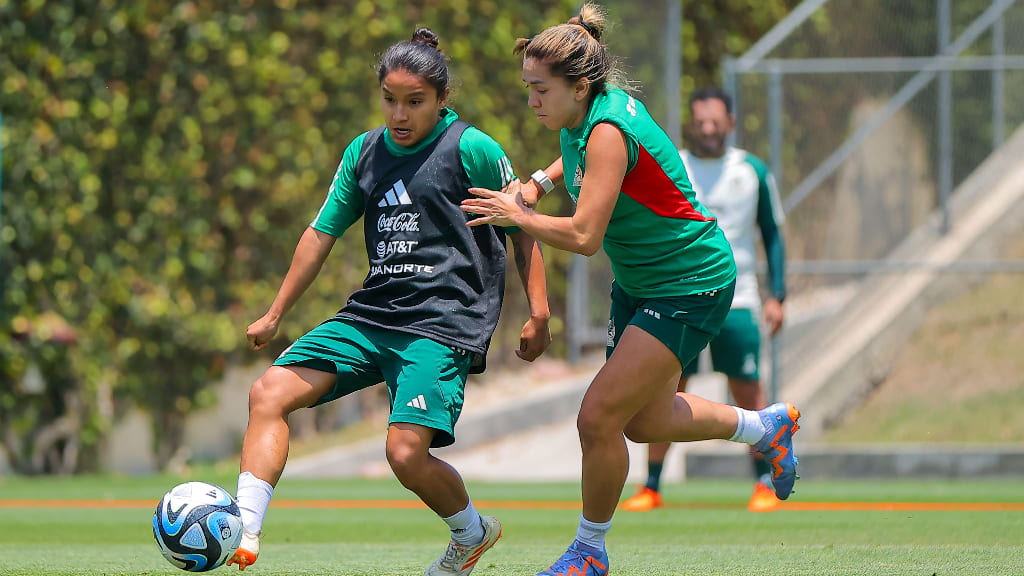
left=531, top=169, right=555, bottom=194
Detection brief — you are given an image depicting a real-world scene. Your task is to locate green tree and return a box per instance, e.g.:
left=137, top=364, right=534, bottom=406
left=1, top=0, right=820, bottom=473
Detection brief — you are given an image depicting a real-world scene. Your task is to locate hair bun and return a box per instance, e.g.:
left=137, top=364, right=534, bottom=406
left=412, top=27, right=440, bottom=51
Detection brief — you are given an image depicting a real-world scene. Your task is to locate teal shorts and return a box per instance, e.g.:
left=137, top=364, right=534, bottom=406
left=681, top=307, right=761, bottom=380
left=606, top=280, right=735, bottom=370
left=274, top=317, right=472, bottom=448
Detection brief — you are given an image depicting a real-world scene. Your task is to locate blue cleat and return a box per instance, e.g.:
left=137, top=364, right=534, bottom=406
left=536, top=541, right=609, bottom=576
left=753, top=402, right=801, bottom=500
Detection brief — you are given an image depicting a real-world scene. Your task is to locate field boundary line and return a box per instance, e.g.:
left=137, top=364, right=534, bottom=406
left=2, top=499, right=1022, bottom=511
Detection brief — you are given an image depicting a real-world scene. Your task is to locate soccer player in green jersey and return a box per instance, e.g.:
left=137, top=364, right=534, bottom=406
left=461, top=5, right=800, bottom=575
left=622, top=86, right=789, bottom=514
left=229, top=28, right=552, bottom=576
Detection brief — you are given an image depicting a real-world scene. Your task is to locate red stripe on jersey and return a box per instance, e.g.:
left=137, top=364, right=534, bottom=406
left=621, top=145, right=714, bottom=221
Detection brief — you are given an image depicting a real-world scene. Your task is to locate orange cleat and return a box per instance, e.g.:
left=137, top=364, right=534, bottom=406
left=747, top=481, right=781, bottom=512
left=226, top=529, right=260, bottom=571
left=424, top=515, right=502, bottom=575
left=620, top=486, right=662, bottom=512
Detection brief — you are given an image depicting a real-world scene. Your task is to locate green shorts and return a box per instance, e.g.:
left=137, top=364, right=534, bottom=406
left=681, top=307, right=761, bottom=380
left=606, top=280, right=735, bottom=370
left=274, top=317, right=472, bottom=448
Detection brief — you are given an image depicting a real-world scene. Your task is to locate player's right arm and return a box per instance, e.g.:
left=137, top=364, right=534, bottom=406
left=247, top=227, right=337, bottom=350
left=247, top=135, right=367, bottom=350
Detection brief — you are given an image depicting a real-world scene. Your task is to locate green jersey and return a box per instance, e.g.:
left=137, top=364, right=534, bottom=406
left=560, top=88, right=736, bottom=297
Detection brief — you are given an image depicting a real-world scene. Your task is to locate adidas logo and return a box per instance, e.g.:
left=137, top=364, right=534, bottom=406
left=378, top=179, right=412, bottom=207
left=406, top=394, right=427, bottom=410
left=573, top=165, right=584, bottom=188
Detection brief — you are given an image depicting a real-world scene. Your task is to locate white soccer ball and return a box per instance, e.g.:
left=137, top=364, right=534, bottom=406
left=152, top=481, right=244, bottom=572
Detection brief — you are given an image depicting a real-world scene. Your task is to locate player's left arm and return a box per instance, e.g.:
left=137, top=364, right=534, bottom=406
left=756, top=163, right=786, bottom=335
left=461, top=128, right=551, bottom=361
left=509, top=230, right=552, bottom=361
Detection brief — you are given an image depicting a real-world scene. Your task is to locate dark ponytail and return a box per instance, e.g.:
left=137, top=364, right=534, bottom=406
left=377, top=27, right=449, bottom=95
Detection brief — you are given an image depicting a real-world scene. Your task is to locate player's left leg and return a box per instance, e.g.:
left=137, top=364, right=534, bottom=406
left=380, top=337, right=498, bottom=576
left=621, top=374, right=692, bottom=512
left=385, top=423, right=502, bottom=576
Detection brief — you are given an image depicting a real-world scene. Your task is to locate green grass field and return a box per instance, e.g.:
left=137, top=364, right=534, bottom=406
left=1, top=474, right=1023, bottom=575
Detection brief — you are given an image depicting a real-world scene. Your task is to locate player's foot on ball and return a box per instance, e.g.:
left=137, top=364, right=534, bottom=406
left=753, top=402, right=801, bottom=500
left=747, top=479, right=781, bottom=512
left=227, top=529, right=260, bottom=571
left=620, top=486, right=662, bottom=512
left=423, top=515, right=502, bottom=576
left=535, top=540, right=609, bottom=576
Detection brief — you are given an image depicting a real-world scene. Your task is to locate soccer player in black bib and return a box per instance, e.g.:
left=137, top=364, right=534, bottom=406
left=228, top=28, right=551, bottom=576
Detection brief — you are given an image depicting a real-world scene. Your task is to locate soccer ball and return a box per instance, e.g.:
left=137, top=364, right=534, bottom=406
left=152, top=481, right=244, bottom=572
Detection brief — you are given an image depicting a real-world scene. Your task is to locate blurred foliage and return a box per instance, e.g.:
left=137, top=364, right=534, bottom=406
left=0, top=0, right=807, bottom=473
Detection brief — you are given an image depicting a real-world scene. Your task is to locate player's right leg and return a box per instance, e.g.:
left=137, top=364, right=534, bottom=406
left=727, top=376, right=779, bottom=511
left=231, top=318, right=384, bottom=570
left=229, top=364, right=335, bottom=570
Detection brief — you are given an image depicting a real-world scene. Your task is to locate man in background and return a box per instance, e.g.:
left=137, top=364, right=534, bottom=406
left=621, top=86, right=788, bottom=513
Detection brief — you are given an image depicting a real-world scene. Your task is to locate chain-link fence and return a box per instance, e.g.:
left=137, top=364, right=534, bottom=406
left=567, top=0, right=1024, bottom=381
left=726, top=0, right=1024, bottom=273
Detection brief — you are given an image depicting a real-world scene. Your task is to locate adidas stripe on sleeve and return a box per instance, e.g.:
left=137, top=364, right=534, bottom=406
left=459, top=126, right=516, bottom=192
left=310, top=132, right=368, bottom=238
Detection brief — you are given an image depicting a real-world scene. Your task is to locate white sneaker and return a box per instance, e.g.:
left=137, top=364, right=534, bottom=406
left=226, top=529, right=260, bottom=571
left=424, top=515, right=502, bottom=576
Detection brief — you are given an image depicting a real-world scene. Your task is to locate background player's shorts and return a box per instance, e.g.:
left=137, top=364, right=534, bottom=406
left=681, top=307, right=761, bottom=380
left=606, top=280, right=735, bottom=371
left=274, top=317, right=471, bottom=448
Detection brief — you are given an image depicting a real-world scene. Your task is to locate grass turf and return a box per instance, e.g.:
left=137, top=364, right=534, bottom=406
left=1, top=476, right=1022, bottom=575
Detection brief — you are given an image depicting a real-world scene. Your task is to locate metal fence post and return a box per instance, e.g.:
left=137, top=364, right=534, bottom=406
left=768, top=65, right=784, bottom=190
left=992, top=6, right=1005, bottom=149
left=1, top=112, right=4, bottom=299
left=767, top=66, right=784, bottom=403
left=567, top=253, right=588, bottom=365
left=724, top=58, right=741, bottom=149
left=937, top=0, right=953, bottom=234
left=665, top=0, right=682, bottom=148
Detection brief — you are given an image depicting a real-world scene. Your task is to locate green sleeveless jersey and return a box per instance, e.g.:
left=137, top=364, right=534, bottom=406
left=560, top=88, right=736, bottom=297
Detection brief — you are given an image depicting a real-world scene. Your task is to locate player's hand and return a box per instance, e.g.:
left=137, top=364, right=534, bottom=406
left=516, top=315, right=551, bottom=362
left=763, top=298, right=784, bottom=336
left=462, top=185, right=530, bottom=227
left=511, top=178, right=542, bottom=209
left=246, top=313, right=280, bottom=350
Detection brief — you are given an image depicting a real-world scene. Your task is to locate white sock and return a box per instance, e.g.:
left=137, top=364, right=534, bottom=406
left=729, top=406, right=767, bottom=445
left=236, top=471, right=274, bottom=535
left=442, top=501, right=485, bottom=546
left=575, top=514, right=612, bottom=550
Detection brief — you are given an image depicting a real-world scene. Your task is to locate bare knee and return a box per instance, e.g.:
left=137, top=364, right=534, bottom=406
left=385, top=439, right=429, bottom=487
left=248, top=370, right=293, bottom=419
left=576, top=403, right=623, bottom=448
